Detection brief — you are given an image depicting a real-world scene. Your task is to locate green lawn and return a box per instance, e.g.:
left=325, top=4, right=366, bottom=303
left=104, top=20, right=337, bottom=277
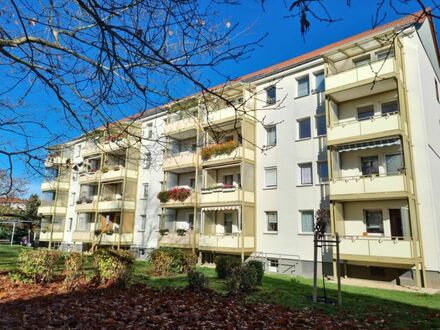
left=2, top=245, right=440, bottom=328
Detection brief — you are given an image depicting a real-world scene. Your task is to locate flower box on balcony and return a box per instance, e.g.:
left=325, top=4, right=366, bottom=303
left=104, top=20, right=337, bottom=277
left=201, top=140, right=239, bottom=161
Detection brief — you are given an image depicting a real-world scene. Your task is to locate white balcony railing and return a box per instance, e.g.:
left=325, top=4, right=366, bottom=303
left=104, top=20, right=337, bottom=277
left=326, top=57, right=397, bottom=91
left=163, top=151, right=198, bottom=170
left=164, top=117, right=199, bottom=136
left=200, top=188, right=254, bottom=204
left=41, top=180, right=70, bottom=191
left=330, top=174, right=406, bottom=198
left=198, top=234, right=255, bottom=249
left=328, top=112, right=401, bottom=143
left=338, top=236, right=417, bottom=260
left=158, top=231, right=196, bottom=247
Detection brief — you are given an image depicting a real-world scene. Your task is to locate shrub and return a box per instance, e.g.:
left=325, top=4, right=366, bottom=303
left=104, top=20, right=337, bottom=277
left=215, top=255, right=241, bottom=279
left=226, top=265, right=258, bottom=294
left=149, top=247, right=197, bottom=276
left=246, top=260, right=264, bottom=286
left=149, top=249, right=174, bottom=277
left=16, top=248, right=63, bottom=284
left=159, top=228, right=169, bottom=236
left=176, top=229, right=187, bottom=236
left=64, top=252, right=86, bottom=290
left=187, top=270, right=209, bottom=291
left=201, top=141, right=239, bottom=160
left=157, top=191, right=170, bottom=203
left=168, top=187, right=191, bottom=202
left=93, top=249, right=135, bottom=287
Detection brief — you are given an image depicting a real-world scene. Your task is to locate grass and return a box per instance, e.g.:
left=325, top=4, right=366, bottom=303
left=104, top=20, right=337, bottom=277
left=1, top=245, right=439, bottom=328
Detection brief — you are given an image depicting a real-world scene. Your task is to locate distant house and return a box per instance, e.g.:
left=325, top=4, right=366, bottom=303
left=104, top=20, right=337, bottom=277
left=0, top=197, right=27, bottom=211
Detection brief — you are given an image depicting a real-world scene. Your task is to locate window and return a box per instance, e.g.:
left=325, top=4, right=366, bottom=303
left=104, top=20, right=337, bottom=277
left=297, top=76, right=310, bottom=97
left=188, top=214, right=194, bottom=229
left=266, top=85, right=276, bottom=105
left=224, top=135, right=234, bottom=142
left=381, top=100, right=399, bottom=115
left=376, top=48, right=394, bottom=61
left=365, top=210, right=384, bottom=234
left=72, top=172, right=78, bottom=181
left=147, top=123, right=153, bottom=138
left=264, top=167, right=277, bottom=188
left=385, top=153, right=403, bottom=175
left=361, top=156, right=379, bottom=175
left=142, top=183, right=149, bottom=199
left=139, top=215, right=146, bottom=231
left=224, top=175, right=233, bottom=185
left=266, top=211, right=278, bottom=233
left=189, top=178, right=195, bottom=189
left=435, top=79, right=439, bottom=103
left=300, top=210, right=314, bottom=233
left=143, top=152, right=152, bottom=169
left=298, top=163, right=313, bottom=185
left=357, top=105, right=374, bottom=121
left=316, top=115, right=326, bottom=136
left=353, top=55, right=371, bottom=67
left=317, top=161, right=329, bottom=183
left=224, top=213, right=233, bottom=234
left=75, top=145, right=81, bottom=157
left=69, top=192, right=76, bottom=206
left=67, top=218, right=73, bottom=232
left=265, top=125, right=277, bottom=146
left=77, top=213, right=92, bottom=231
left=297, top=117, right=311, bottom=139
left=267, top=258, right=279, bottom=272
left=314, top=71, right=325, bottom=92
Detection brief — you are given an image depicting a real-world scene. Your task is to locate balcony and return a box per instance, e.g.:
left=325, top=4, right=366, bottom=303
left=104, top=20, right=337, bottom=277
left=159, top=187, right=197, bottom=208
left=75, top=198, right=98, bottom=212
left=201, top=145, right=254, bottom=166
left=158, top=230, right=198, bottom=248
left=327, top=112, right=402, bottom=145
left=39, top=231, right=64, bottom=241
left=330, top=174, right=407, bottom=201
left=100, top=166, right=137, bottom=181
left=72, top=223, right=95, bottom=241
left=198, top=234, right=255, bottom=251
left=38, top=200, right=67, bottom=215
left=103, top=137, right=137, bottom=153
left=98, top=198, right=135, bottom=211
left=79, top=171, right=100, bottom=183
left=327, top=57, right=397, bottom=92
left=163, top=152, right=198, bottom=172
left=41, top=180, right=70, bottom=191
left=200, top=187, right=254, bottom=205
left=99, top=232, right=134, bottom=245
left=338, top=236, right=418, bottom=264
left=202, top=106, right=243, bottom=126
left=164, top=116, right=199, bottom=139
left=44, top=156, right=69, bottom=167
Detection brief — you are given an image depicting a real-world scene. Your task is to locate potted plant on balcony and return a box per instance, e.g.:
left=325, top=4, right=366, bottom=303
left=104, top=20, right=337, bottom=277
left=201, top=187, right=212, bottom=194
left=212, top=183, right=223, bottom=193
left=94, top=229, right=102, bottom=236
left=101, top=166, right=109, bottom=173
left=159, top=228, right=169, bottom=236
left=157, top=191, right=170, bottom=203
left=105, top=229, right=114, bottom=235
left=76, top=199, right=83, bottom=205
left=169, top=186, right=191, bottom=202
left=222, top=184, right=235, bottom=192
left=86, top=198, right=93, bottom=203
left=113, top=165, right=120, bottom=171
left=176, top=229, right=187, bottom=236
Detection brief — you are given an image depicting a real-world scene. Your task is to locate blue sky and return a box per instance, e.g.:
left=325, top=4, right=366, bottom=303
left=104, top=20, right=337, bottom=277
left=5, top=1, right=433, bottom=197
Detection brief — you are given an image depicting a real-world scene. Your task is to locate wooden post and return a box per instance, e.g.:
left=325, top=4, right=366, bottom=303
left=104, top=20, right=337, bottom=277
left=312, top=233, right=318, bottom=303
left=335, top=233, right=342, bottom=306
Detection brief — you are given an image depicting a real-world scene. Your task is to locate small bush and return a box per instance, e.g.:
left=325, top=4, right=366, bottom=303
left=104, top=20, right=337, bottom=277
left=246, top=260, right=264, bottom=285
left=149, top=247, right=197, bottom=276
left=157, top=190, right=170, bottom=203
left=149, top=249, right=173, bottom=277
left=93, top=249, right=135, bottom=287
left=64, top=252, right=86, bottom=290
left=215, top=255, right=241, bottom=279
left=16, top=249, right=63, bottom=284
left=168, top=187, right=191, bottom=202
left=187, top=270, right=209, bottom=291
left=226, top=265, right=258, bottom=294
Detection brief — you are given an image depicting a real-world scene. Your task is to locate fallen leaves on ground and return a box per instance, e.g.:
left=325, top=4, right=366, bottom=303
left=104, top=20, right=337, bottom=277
left=0, top=275, right=384, bottom=329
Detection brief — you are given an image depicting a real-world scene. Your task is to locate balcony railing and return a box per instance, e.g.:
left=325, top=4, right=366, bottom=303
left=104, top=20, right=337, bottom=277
left=39, top=231, right=64, bottom=241
left=75, top=197, right=98, bottom=211
left=98, top=197, right=135, bottom=210
left=330, top=174, right=407, bottom=199
left=159, top=187, right=197, bottom=207
left=338, top=235, right=418, bottom=261
left=326, top=57, right=397, bottom=92
left=158, top=230, right=197, bottom=248
left=41, top=180, right=70, bottom=191
left=200, top=187, right=254, bottom=204
left=164, top=116, right=199, bottom=137
left=163, top=151, right=198, bottom=171
left=198, top=234, right=255, bottom=250
left=201, top=145, right=255, bottom=165
left=327, top=112, right=401, bottom=143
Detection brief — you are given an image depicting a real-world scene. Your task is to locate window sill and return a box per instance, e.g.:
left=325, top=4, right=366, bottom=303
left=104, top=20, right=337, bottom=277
left=311, top=90, right=324, bottom=95
left=314, top=135, right=327, bottom=139
left=296, top=184, right=313, bottom=187
left=263, top=102, right=277, bottom=108
left=264, top=232, right=278, bottom=235
left=315, top=182, right=329, bottom=186
left=263, top=186, right=277, bottom=190
left=140, top=197, right=148, bottom=200
left=295, top=137, right=311, bottom=142
left=294, top=94, right=310, bottom=100
left=298, top=232, right=314, bottom=236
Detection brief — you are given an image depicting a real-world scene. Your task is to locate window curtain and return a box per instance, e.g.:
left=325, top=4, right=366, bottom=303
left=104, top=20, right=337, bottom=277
left=300, top=163, right=312, bottom=184
left=301, top=212, right=314, bottom=232
left=265, top=168, right=277, bottom=187
left=385, top=153, right=403, bottom=174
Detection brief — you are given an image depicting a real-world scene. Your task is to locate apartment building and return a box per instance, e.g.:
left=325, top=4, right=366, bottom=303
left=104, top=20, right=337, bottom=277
left=38, top=13, right=440, bottom=288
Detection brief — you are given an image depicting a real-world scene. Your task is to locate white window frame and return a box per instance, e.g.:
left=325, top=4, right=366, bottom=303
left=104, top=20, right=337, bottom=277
left=313, top=71, right=325, bottom=93
left=264, top=166, right=277, bottom=189
left=139, top=215, right=147, bottom=231
left=297, top=117, right=311, bottom=140
left=299, top=210, right=315, bottom=234
left=298, top=162, right=313, bottom=186
left=296, top=75, right=310, bottom=98
left=265, top=125, right=277, bottom=147
left=317, top=161, right=329, bottom=184
left=142, top=183, right=149, bottom=199
left=265, top=85, right=276, bottom=105
left=69, top=192, right=76, bottom=206
left=146, top=123, right=153, bottom=138
left=67, top=218, right=73, bottom=232
left=315, top=114, right=326, bottom=137
left=75, top=144, right=82, bottom=157
left=265, top=211, right=278, bottom=233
